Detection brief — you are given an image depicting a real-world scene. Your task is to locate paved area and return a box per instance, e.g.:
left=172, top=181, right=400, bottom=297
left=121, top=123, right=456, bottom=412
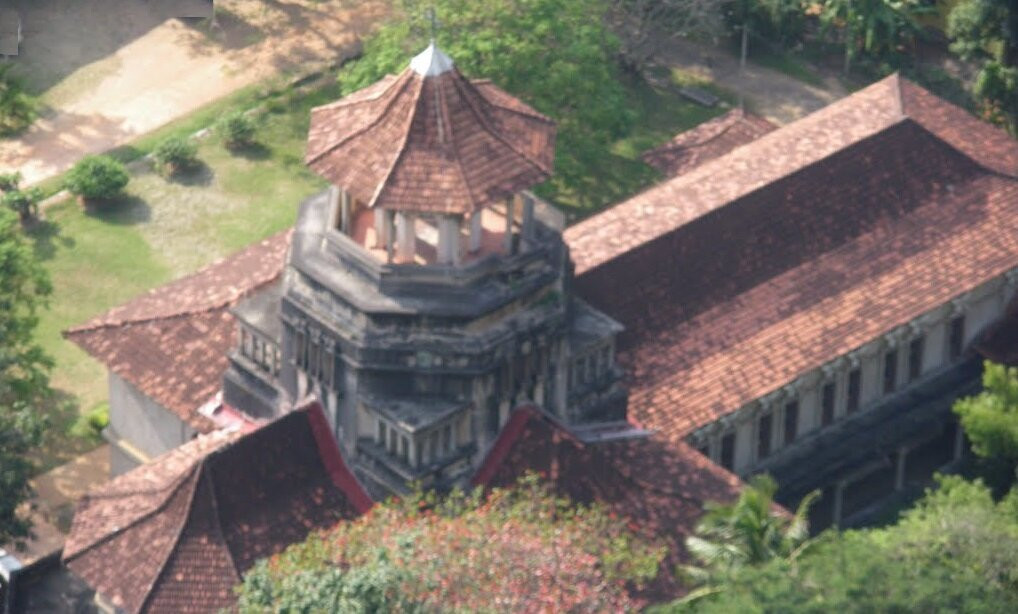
left=653, top=36, right=847, bottom=125
left=2, top=445, right=109, bottom=566
left=1, top=0, right=386, bottom=185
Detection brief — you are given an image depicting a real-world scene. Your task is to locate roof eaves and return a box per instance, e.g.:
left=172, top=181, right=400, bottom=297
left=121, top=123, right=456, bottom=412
left=451, top=72, right=553, bottom=177
left=306, top=70, right=416, bottom=168
left=470, top=405, right=584, bottom=487
left=303, top=400, right=375, bottom=513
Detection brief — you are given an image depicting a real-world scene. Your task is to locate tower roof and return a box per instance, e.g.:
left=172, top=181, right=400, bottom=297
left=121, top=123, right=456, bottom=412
left=306, top=43, right=556, bottom=215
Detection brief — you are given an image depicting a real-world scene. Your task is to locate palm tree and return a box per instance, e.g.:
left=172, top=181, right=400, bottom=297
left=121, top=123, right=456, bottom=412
left=682, top=475, right=817, bottom=591
left=820, top=0, right=931, bottom=74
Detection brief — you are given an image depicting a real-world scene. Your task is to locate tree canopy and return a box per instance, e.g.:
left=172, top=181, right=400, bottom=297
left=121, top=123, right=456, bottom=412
left=948, top=0, right=1018, bottom=132
left=0, top=208, right=52, bottom=545
left=235, top=475, right=664, bottom=611
left=682, top=474, right=816, bottom=589
left=954, top=361, right=1018, bottom=488
left=657, top=475, right=1018, bottom=613
left=338, top=0, right=635, bottom=209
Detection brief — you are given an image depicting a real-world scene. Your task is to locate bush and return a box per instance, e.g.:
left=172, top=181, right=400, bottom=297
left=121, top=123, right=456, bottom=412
left=0, top=64, right=38, bottom=136
left=69, top=403, right=110, bottom=442
left=65, top=155, right=130, bottom=202
left=217, top=111, right=257, bottom=148
left=153, top=136, right=200, bottom=174
left=2, top=187, right=43, bottom=223
left=0, top=171, right=22, bottom=192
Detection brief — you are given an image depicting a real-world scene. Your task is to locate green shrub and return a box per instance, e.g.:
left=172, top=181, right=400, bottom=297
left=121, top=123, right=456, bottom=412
left=69, top=403, right=110, bottom=442
left=0, top=171, right=22, bottom=192
left=2, top=187, right=43, bottom=223
left=217, top=111, right=257, bottom=148
left=0, top=64, right=38, bottom=135
left=65, top=155, right=130, bottom=202
left=153, top=136, right=200, bottom=174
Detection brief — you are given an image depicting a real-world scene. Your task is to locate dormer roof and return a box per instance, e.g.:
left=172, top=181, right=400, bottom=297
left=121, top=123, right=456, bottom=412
left=305, top=44, right=556, bottom=215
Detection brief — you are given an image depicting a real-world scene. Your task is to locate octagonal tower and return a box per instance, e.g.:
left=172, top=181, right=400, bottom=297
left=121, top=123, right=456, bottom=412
left=223, top=43, right=626, bottom=495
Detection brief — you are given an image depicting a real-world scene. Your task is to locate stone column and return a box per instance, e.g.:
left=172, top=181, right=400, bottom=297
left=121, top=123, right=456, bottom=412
left=469, top=210, right=483, bottom=252
left=385, top=210, right=395, bottom=263
left=374, top=208, right=387, bottom=247
left=340, top=190, right=351, bottom=234
left=521, top=193, right=535, bottom=247
left=396, top=213, right=415, bottom=263
left=832, top=480, right=846, bottom=527
left=328, top=185, right=341, bottom=225
left=437, top=215, right=460, bottom=265
left=895, top=446, right=908, bottom=491
left=503, top=196, right=515, bottom=255
left=954, top=423, right=966, bottom=461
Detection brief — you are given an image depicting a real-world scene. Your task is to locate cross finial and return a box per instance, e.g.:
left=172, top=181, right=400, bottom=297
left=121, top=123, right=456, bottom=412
left=424, top=6, right=439, bottom=43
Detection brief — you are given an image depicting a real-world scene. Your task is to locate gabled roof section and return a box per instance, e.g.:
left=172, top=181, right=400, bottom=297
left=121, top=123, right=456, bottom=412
left=305, top=44, right=556, bottom=215
left=63, top=401, right=372, bottom=614
left=472, top=406, right=743, bottom=600
left=63, top=231, right=291, bottom=432
left=565, top=73, right=1018, bottom=276
left=641, top=109, right=776, bottom=178
left=566, top=75, right=1018, bottom=439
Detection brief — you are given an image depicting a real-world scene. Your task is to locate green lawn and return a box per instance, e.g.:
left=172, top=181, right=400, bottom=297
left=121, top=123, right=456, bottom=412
left=29, top=81, right=332, bottom=468
left=752, top=49, right=825, bottom=88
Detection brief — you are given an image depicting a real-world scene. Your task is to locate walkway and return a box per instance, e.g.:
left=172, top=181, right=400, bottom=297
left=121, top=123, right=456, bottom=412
left=2, top=445, right=109, bottom=566
left=1, top=0, right=386, bottom=185
left=652, top=36, right=847, bottom=125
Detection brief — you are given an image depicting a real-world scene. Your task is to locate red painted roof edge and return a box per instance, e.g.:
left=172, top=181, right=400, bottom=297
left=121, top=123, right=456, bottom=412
left=470, top=405, right=583, bottom=487
left=302, top=400, right=375, bottom=514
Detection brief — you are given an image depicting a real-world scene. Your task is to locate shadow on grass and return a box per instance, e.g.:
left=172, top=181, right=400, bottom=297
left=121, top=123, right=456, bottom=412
left=28, top=219, right=76, bottom=262
left=83, top=194, right=153, bottom=225
left=167, top=159, right=215, bottom=186
left=29, top=389, right=104, bottom=475
left=227, top=141, right=272, bottom=160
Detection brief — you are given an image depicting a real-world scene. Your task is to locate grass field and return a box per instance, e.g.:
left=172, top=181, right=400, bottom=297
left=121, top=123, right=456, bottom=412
left=28, top=81, right=334, bottom=468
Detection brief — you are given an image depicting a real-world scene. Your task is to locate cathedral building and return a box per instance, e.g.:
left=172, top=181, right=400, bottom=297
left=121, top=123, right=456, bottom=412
left=59, top=41, right=1018, bottom=609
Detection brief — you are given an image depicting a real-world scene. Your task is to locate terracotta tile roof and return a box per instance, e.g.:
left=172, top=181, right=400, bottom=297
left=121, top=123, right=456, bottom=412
left=305, top=46, right=555, bottom=215
left=564, top=74, right=1018, bottom=277
left=567, top=77, right=1018, bottom=437
left=472, top=407, right=742, bottom=600
left=64, top=231, right=291, bottom=432
left=641, top=108, right=776, bottom=177
left=63, top=401, right=372, bottom=614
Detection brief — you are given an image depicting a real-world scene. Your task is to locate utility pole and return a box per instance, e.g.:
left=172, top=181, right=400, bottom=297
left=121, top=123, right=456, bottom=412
left=739, top=23, right=748, bottom=110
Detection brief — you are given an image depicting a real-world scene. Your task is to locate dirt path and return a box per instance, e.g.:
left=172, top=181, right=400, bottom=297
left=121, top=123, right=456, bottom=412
left=2, top=0, right=387, bottom=185
left=654, top=36, right=847, bottom=125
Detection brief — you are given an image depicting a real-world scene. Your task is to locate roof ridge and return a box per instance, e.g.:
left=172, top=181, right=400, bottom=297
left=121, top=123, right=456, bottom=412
left=889, top=72, right=906, bottom=118
left=315, top=74, right=398, bottom=111
left=656, top=109, right=750, bottom=153
left=203, top=456, right=244, bottom=585
left=451, top=70, right=552, bottom=176
left=136, top=463, right=205, bottom=613
left=64, top=461, right=203, bottom=561
left=470, top=79, right=555, bottom=124
left=443, top=74, right=482, bottom=212
left=64, top=271, right=281, bottom=335
left=368, top=73, right=427, bottom=208
left=307, top=70, right=417, bottom=167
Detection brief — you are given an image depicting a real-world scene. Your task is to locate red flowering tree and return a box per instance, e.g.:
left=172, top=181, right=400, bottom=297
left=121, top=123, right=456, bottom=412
left=235, top=474, right=664, bottom=612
